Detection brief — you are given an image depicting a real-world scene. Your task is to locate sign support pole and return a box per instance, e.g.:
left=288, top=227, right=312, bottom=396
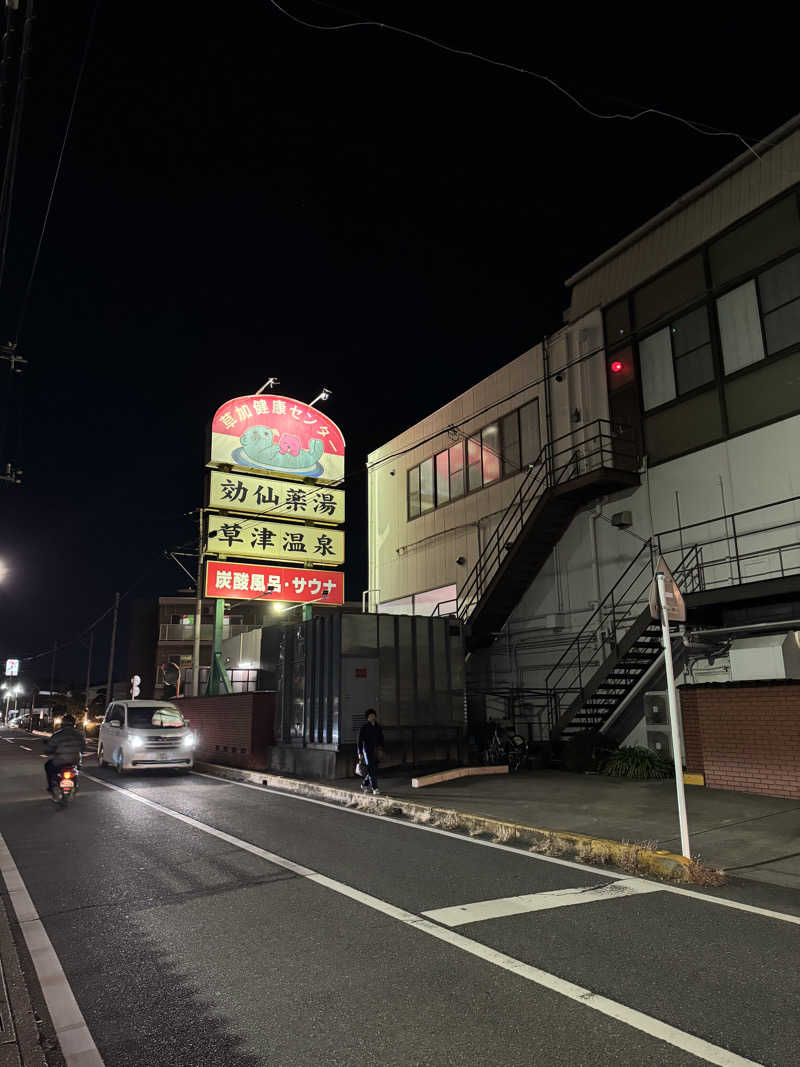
left=656, top=572, right=691, bottom=859
left=192, top=509, right=204, bottom=697
left=105, top=591, right=120, bottom=706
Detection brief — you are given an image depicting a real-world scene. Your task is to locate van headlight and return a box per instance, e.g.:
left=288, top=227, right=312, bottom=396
left=182, top=733, right=196, bottom=748
left=128, top=735, right=143, bottom=749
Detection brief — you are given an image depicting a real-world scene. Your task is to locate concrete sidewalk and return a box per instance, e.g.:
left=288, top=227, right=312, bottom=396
left=335, top=769, right=800, bottom=890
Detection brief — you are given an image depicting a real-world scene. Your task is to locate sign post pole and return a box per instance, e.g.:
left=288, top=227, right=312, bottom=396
left=656, top=570, right=691, bottom=859
left=192, top=509, right=204, bottom=697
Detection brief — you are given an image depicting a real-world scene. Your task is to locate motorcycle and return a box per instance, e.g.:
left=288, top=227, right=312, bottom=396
left=51, top=765, right=80, bottom=809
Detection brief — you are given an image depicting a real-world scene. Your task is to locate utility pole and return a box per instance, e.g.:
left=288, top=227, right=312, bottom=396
left=192, top=509, right=203, bottom=696
left=49, top=640, right=56, bottom=696
left=84, top=627, right=94, bottom=712
left=105, top=591, right=120, bottom=708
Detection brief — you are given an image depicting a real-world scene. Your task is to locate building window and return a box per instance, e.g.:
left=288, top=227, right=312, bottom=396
left=408, top=466, right=420, bottom=519
left=419, top=457, right=435, bottom=513
left=639, top=305, right=714, bottom=411
left=501, top=411, right=521, bottom=475
left=467, top=437, right=482, bottom=492
left=670, top=306, right=714, bottom=395
left=639, top=328, right=675, bottom=410
left=759, top=251, right=800, bottom=356
left=481, top=422, right=501, bottom=484
left=449, top=441, right=465, bottom=500
left=717, top=280, right=765, bottom=375
left=435, top=450, right=450, bottom=506
left=519, top=399, right=540, bottom=466
left=405, top=397, right=540, bottom=517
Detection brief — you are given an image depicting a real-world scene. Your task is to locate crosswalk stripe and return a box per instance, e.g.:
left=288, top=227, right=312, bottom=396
left=422, top=879, right=663, bottom=927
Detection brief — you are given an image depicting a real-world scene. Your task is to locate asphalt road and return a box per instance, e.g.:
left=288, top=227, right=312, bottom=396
left=1, top=727, right=799, bottom=1067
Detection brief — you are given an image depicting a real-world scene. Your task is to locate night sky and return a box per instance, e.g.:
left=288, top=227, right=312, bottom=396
left=0, top=1, right=795, bottom=688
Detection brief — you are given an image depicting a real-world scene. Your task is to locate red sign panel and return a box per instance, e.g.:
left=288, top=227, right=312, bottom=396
left=210, top=394, right=345, bottom=484
left=205, top=560, right=344, bottom=604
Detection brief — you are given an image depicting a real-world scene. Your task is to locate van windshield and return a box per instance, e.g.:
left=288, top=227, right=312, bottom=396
left=127, top=707, right=185, bottom=729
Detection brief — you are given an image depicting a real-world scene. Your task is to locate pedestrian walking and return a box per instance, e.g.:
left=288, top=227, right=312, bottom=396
left=357, top=708, right=384, bottom=795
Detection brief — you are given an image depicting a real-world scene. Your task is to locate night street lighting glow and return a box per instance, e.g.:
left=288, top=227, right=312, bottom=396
left=0, top=559, right=8, bottom=582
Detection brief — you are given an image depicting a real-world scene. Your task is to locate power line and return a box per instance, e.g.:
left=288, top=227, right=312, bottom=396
left=13, top=0, right=101, bottom=348
left=265, top=0, right=762, bottom=159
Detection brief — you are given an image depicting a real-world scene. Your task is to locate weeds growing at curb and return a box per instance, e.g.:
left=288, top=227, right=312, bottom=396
left=618, top=840, right=659, bottom=876
left=686, top=856, right=726, bottom=886
left=576, top=839, right=612, bottom=866
left=492, top=825, right=516, bottom=844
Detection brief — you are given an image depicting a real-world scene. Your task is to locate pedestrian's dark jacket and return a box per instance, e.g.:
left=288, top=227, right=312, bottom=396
left=357, top=721, right=384, bottom=758
left=42, top=726, right=83, bottom=766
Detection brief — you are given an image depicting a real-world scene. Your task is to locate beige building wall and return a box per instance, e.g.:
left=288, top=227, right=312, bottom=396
left=366, top=309, right=609, bottom=611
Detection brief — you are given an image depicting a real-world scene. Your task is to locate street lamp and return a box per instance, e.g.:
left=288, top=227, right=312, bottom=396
left=0, top=558, right=8, bottom=582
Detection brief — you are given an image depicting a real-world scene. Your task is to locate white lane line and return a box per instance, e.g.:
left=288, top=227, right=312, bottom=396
left=19, top=745, right=31, bottom=751
left=40, top=754, right=47, bottom=759
left=190, top=771, right=800, bottom=928
left=0, top=833, right=104, bottom=1066
left=423, top=879, right=663, bottom=927
left=84, top=774, right=757, bottom=1066
left=2, top=737, right=14, bottom=743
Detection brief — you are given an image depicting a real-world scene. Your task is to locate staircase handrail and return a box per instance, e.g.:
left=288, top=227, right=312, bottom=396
left=456, top=419, right=637, bottom=624
left=545, top=541, right=703, bottom=725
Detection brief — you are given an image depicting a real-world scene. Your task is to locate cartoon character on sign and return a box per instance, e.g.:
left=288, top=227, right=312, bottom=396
left=210, top=394, right=345, bottom=484
left=238, top=427, right=323, bottom=474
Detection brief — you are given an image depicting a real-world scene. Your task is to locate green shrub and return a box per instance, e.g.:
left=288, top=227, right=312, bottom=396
left=601, top=745, right=674, bottom=780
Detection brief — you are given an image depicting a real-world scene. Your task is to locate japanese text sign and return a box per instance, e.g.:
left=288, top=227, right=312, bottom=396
left=4, top=658, right=19, bottom=677
left=210, top=394, right=345, bottom=485
left=206, top=513, right=344, bottom=566
left=205, top=561, right=344, bottom=604
left=208, top=470, right=344, bottom=524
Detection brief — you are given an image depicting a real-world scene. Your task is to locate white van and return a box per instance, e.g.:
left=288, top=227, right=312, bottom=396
left=97, top=700, right=195, bottom=774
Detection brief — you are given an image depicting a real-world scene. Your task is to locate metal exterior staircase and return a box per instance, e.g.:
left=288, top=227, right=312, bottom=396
left=457, top=420, right=639, bottom=650
left=546, top=543, right=704, bottom=742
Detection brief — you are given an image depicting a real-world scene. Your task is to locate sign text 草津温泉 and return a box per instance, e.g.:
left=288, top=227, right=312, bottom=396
left=206, top=513, right=344, bottom=566
left=208, top=470, right=344, bottom=524
left=204, top=561, right=344, bottom=604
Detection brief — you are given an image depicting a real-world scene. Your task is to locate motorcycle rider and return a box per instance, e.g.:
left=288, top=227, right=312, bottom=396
left=42, top=713, right=83, bottom=792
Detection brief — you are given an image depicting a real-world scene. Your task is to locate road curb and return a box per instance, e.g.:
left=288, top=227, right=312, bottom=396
left=0, top=897, right=49, bottom=1067
left=195, top=762, right=699, bottom=884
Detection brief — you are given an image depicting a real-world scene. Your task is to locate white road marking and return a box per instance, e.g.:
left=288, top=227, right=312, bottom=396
left=84, top=773, right=758, bottom=1066
left=423, top=879, right=663, bottom=927
left=190, top=771, right=800, bottom=928
left=2, top=738, right=14, bottom=743
left=19, top=745, right=31, bottom=751
left=40, top=754, right=47, bottom=758
left=0, top=833, right=104, bottom=1067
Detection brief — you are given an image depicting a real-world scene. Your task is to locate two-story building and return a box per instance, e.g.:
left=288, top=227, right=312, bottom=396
left=368, top=113, right=800, bottom=794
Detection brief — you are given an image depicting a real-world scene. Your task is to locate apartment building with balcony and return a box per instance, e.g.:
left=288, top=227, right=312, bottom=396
left=368, top=113, right=800, bottom=798
left=129, top=595, right=266, bottom=699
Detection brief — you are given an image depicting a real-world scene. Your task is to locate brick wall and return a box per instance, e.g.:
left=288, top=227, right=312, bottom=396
left=177, top=692, right=275, bottom=770
left=679, top=682, right=800, bottom=799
